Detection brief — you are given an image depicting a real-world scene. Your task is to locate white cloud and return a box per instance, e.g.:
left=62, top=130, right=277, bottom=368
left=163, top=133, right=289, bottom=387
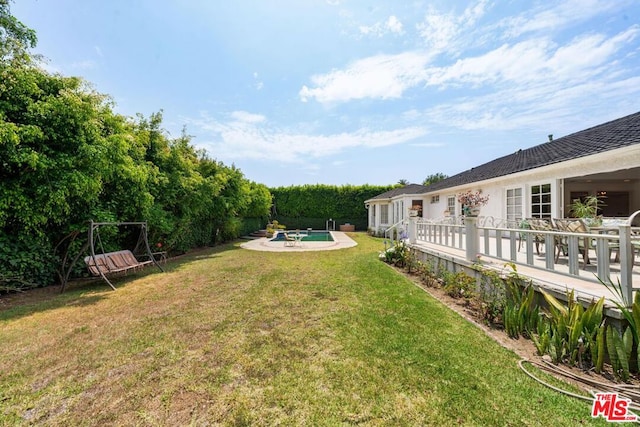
left=423, top=26, right=638, bottom=89
left=386, top=16, right=403, bottom=34
left=299, top=21, right=638, bottom=108
left=499, top=0, right=625, bottom=39
left=188, top=112, right=428, bottom=162
left=359, top=15, right=404, bottom=37
left=421, top=72, right=640, bottom=134
left=299, top=52, right=431, bottom=103
left=230, top=111, right=266, bottom=124
left=416, top=0, right=489, bottom=54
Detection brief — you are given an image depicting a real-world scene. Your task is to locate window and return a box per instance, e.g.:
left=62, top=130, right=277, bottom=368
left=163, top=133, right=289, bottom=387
left=371, top=204, right=376, bottom=224
left=506, top=187, right=522, bottom=223
left=431, top=195, right=439, bottom=204
left=531, top=184, right=551, bottom=219
left=411, top=200, right=423, bottom=217
left=380, top=204, right=389, bottom=224
left=447, top=196, right=456, bottom=215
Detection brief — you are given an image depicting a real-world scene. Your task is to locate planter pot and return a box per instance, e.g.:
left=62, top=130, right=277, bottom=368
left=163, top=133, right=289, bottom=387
left=464, top=207, right=481, bottom=217
left=409, top=210, right=419, bottom=217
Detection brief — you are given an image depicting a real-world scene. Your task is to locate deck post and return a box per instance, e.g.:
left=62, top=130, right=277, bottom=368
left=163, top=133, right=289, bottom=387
left=464, top=216, right=479, bottom=262
left=618, top=223, right=633, bottom=304
left=409, top=218, right=417, bottom=244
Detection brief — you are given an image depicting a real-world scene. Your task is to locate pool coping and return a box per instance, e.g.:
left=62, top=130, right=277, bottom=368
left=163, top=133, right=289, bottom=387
left=240, top=231, right=358, bottom=252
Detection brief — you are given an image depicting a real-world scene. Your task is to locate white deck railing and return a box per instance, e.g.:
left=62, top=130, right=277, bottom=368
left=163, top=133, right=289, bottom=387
left=383, top=219, right=408, bottom=250
left=411, top=214, right=640, bottom=303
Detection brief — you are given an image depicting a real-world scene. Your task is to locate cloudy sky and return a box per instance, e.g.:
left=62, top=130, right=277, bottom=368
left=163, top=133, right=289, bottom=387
left=13, top=0, right=640, bottom=187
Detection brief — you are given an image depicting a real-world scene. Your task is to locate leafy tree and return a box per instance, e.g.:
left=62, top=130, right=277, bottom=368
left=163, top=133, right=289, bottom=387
left=397, top=179, right=409, bottom=185
left=0, top=0, right=37, bottom=63
left=0, top=4, right=270, bottom=290
left=423, top=172, right=448, bottom=186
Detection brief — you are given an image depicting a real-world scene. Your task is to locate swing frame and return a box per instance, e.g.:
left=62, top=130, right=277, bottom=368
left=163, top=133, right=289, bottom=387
left=59, top=220, right=165, bottom=292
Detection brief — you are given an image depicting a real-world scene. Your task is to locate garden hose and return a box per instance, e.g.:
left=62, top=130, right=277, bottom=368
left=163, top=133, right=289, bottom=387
left=518, top=359, right=640, bottom=414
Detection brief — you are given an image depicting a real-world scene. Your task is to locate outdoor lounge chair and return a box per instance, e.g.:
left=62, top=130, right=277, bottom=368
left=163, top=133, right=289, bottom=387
left=284, top=232, right=296, bottom=247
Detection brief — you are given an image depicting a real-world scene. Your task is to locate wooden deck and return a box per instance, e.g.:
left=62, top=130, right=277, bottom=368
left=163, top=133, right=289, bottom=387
left=411, top=238, right=631, bottom=304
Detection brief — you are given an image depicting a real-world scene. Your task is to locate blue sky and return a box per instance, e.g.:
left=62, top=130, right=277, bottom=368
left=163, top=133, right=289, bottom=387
left=12, top=0, right=640, bottom=187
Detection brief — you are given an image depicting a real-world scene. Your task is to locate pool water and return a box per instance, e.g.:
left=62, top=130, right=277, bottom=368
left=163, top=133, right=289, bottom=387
left=271, top=230, right=334, bottom=242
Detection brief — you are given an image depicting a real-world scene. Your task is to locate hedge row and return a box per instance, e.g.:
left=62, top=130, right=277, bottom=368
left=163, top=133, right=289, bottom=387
left=269, top=184, right=395, bottom=231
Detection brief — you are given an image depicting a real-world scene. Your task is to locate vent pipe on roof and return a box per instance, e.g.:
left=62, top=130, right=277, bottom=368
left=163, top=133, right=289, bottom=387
left=548, top=134, right=553, bottom=142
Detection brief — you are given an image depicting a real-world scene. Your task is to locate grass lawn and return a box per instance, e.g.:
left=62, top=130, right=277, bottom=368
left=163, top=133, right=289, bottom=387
left=0, top=233, right=611, bottom=426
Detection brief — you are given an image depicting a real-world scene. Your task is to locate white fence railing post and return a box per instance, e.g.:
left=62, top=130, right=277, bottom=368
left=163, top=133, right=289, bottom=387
left=409, top=218, right=417, bottom=244
left=465, top=216, right=478, bottom=262
left=619, top=223, right=633, bottom=304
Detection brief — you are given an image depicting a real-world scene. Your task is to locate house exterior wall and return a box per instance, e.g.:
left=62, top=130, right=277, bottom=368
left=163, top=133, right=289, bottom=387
left=366, top=144, right=640, bottom=230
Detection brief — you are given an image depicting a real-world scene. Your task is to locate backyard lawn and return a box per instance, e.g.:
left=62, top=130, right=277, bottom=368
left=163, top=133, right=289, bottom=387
left=0, top=233, right=610, bottom=426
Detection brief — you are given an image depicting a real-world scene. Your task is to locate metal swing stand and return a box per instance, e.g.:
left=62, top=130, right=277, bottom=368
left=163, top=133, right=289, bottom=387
left=60, top=220, right=165, bottom=292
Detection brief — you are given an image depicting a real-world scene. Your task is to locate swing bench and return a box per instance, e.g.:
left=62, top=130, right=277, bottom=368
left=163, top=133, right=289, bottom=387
left=84, top=250, right=154, bottom=277
left=59, top=220, right=165, bottom=292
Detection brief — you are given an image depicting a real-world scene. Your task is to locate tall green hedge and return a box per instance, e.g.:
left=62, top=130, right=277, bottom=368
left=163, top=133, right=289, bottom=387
left=269, top=184, right=395, bottom=231
left=0, top=18, right=272, bottom=290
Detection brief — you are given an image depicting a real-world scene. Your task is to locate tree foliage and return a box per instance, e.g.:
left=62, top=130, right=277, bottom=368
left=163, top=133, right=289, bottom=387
left=0, top=0, right=37, bottom=63
left=0, top=4, right=271, bottom=289
left=423, top=172, right=448, bottom=186
left=270, top=184, right=394, bottom=230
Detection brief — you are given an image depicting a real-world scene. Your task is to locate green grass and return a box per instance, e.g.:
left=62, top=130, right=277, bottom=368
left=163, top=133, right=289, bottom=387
left=0, top=234, right=611, bottom=426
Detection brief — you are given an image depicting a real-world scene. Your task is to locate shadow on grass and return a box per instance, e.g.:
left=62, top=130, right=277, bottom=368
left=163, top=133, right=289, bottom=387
left=0, top=242, right=241, bottom=321
left=0, top=282, right=110, bottom=322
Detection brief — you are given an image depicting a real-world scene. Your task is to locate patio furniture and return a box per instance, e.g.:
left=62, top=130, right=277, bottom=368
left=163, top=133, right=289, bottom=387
left=524, top=218, right=557, bottom=256
left=284, top=233, right=296, bottom=247
left=552, top=218, right=594, bottom=268
left=591, top=218, right=631, bottom=263
left=516, top=219, right=530, bottom=252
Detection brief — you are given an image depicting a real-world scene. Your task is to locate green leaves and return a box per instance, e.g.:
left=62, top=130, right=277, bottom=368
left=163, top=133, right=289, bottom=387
left=606, top=325, right=633, bottom=381
left=0, top=0, right=37, bottom=64
left=0, top=64, right=269, bottom=288
left=270, top=184, right=395, bottom=230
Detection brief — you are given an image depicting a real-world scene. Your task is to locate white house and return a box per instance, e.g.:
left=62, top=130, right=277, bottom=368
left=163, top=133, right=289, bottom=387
left=365, top=111, right=640, bottom=233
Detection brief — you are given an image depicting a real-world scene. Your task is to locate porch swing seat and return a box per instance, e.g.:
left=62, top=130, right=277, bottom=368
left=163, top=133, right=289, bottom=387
left=84, top=249, right=154, bottom=277
left=57, top=220, right=166, bottom=292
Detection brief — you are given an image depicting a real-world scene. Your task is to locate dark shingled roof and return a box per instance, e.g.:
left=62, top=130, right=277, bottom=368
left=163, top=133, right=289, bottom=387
left=425, top=111, right=640, bottom=193
left=367, top=183, right=429, bottom=201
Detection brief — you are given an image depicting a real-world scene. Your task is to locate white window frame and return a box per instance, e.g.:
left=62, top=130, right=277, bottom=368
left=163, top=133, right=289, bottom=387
left=380, top=204, right=389, bottom=224
left=506, top=187, right=523, bottom=223
left=447, top=196, right=456, bottom=215
left=530, top=183, right=552, bottom=219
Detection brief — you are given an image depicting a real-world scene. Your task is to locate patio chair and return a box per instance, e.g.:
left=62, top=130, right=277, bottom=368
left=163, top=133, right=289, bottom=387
left=525, top=218, right=557, bottom=256
left=516, top=219, right=530, bottom=252
left=552, top=218, right=594, bottom=268
left=284, top=232, right=296, bottom=247
left=594, top=218, right=627, bottom=263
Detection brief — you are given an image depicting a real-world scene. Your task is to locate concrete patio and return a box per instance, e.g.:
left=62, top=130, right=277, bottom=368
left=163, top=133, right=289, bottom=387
left=240, top=231, right=357, bottom=252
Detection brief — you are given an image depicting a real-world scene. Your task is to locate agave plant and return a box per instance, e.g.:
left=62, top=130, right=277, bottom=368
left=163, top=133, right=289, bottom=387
left=599, top=276, right=640, bottom=373
left=501, top=264, right=539, bottom=338
left=606, top=325, right=633, bottom=381
left=540, top=289, right=605, bottom=367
